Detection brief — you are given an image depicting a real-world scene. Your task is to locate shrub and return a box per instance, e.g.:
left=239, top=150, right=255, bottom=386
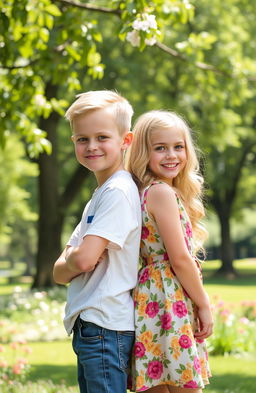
left=207, top=299, right=256, bottom=355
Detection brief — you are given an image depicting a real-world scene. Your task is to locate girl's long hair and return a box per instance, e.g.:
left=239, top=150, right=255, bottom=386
left=126, top=110, right=207, bottom=253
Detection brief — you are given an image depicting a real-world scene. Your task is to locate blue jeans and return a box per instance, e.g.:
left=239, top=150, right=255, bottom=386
left=72, top=318, right=134, bottom=393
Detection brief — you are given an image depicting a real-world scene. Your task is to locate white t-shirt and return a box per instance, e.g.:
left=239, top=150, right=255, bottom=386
left=63, top=170, right=141, bottom=335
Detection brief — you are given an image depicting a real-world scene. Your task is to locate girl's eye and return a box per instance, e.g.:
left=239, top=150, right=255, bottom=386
left=175, top=144, right=184, bottom=150
left=155, top=146, right=165, bottom=151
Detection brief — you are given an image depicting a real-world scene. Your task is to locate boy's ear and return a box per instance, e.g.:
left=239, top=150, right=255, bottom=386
left=121, top=132, right=133, bottom=150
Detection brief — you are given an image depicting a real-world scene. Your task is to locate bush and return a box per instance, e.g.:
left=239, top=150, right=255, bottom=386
left=208, top=298, right=256, bottom=355
left=0, top=286, right=67, bottom=343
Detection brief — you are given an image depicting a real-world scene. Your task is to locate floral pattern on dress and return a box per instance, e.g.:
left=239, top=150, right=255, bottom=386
left=132, top=182, right=211, bottom=391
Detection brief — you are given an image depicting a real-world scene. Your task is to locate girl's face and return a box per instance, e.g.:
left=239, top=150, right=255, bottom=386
left=148, top=127, right=187, bottom=186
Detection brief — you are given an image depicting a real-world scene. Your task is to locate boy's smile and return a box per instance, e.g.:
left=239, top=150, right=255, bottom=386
left=72, top=107, right=128, bottom=185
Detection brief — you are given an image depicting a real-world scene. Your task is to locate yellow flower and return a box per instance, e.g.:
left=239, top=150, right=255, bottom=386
left=165, top=266, right=174, bottom=279
left=136, top=373, right=145, bottom=390
left=175, top=287, right=184, bottom=301
left=200, top=358, right=208, bottom=379
left=138, top=302, right=147, bottom=317
left=139, top=330, right=154, bottom=351
left=181, top=369, right=193, bottom=382
left=151, top=343, right=162, bottom=357
left=164, top=299, right=171, bottom=311
left=171, top=336, right=180, bottom=350
left=137, top=293, right=148, bottom=303
left=147, top=233, right=156, bottom=242
left=180, top=324, right=194, bottom=340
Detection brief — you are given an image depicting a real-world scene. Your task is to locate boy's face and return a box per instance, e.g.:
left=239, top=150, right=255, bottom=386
left=72, top=107, right=131, bottom=185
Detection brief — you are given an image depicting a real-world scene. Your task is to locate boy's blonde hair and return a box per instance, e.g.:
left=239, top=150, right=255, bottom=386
left=126, top=110, right=207, bottom=252
left=65, top=90, right=133, bottom=135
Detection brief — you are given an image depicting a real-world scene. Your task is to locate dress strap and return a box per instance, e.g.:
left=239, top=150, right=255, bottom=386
left=140, top=181, right=164, bottom=211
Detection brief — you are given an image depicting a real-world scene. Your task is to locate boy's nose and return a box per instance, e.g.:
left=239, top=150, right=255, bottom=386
left=87, top=140, right=97, bottom=150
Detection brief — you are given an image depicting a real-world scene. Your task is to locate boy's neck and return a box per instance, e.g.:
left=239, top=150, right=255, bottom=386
left=95, top=164, right=125, bottom=187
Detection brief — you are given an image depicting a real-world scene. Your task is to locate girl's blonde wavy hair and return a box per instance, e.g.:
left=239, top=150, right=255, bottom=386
left=126, top=110, right=207, bottom=253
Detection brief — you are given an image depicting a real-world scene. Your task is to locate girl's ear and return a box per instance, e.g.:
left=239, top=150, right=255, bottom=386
left=121, top=132, right=133, bottom=150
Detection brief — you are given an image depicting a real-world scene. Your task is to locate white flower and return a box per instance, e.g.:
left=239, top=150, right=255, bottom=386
left=132, top=14, right=157, bottom=33
left=145, top=37, right=157, bottom=46
left=126, top=30, right=141, bottom=47
left=145, top=14, right=157, bottom=29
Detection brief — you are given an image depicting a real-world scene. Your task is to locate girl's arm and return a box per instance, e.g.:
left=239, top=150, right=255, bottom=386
left=147, top=183, right=213, bottom=339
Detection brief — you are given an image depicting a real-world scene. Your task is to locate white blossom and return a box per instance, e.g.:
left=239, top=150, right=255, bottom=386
left=145, top=37, right=157, bottom=46
left=126, top=30, right=141, bottom=47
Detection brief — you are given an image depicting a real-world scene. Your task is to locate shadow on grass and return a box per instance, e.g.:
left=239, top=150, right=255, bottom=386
left=204, top=272, right=256, bottom=286
left=208, top=373, right=256, bottom=392
left=29, top=364, right=77, bottom=386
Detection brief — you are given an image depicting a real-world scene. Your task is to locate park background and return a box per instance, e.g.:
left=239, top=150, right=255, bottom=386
left=0, top=0, right=255, bottom=392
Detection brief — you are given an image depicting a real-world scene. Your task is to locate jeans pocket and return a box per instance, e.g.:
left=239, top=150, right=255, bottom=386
left=117, top=331, right=135, bottom=371
left=79, top=320, right=103, bottom=341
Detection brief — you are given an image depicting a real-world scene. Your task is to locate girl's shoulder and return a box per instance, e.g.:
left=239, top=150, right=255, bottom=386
left=144, top=181, right=180, bottom=214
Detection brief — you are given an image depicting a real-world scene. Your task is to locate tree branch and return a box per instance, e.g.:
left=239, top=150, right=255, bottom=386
left=53, top=0, right=121, bottom=15
left=155, top=41, right=232, bottom=78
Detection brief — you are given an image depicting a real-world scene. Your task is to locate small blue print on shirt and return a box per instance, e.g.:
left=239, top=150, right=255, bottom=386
left=87, top=215, right=94, bottom=223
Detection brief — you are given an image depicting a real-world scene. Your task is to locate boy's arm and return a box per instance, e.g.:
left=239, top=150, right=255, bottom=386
left=53, top=246, right=82, bottom=285
left=65, top=235, right=109, bottom=273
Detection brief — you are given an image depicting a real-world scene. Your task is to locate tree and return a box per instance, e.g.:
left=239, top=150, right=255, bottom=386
left=1, top=0, right=255, bottom=285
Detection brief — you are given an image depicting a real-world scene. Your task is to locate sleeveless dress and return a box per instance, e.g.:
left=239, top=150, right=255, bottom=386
left=132, top=182, right=211, bottom=391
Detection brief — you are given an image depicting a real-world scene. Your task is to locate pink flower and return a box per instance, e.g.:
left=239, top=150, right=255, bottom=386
left=10, top=342, right=19, bottom=350
left=147, top=360, right=163, bottom=379
left=12, top=363, right=24, bottom=375
left=193, top=356, right=201, bottom=373
left=196, top=337, right=204, bottom=344
left=141, top=226, right=150, bottom=239
left=179, top=334, right=192, bottom=349
left=160, top=312, right=172, bottom=330
left=163, top=252, right=169, bottom=261
left=134, top=342, right=146, bottom=358
left=185, top=237, right=191, bottom=251
left=138, top=386, right=149, bottom=392
left=172, top=301, right=188, bottom=318
left=146, top=302, right=159, bottom=318
left=184, top=380, right=198, bottom=388
left=186, top=222, right=192, bottom=238
left=139, top=268, right=149, bottom=284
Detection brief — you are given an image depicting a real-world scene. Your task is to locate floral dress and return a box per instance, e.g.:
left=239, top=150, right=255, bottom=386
left=132, top=182, right=211, bottom=391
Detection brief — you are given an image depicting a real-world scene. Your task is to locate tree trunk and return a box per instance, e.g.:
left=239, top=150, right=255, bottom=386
left=214, top=204, right=237, bottom=278
left=32, top=84, right=61, bottom=288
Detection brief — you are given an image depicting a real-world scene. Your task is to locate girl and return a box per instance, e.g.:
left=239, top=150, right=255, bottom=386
left=127, top=110, right=213, bottom=393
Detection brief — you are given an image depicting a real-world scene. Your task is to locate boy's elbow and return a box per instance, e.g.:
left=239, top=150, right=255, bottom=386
left=71, top=251, right=95, bottom=272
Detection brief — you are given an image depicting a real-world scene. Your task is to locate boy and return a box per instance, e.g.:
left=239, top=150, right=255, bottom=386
left=53, top=90, right=141, bottom=393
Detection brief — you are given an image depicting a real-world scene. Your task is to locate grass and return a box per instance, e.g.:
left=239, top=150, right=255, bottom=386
left=1, top=258, right=256, bottom=392
left=203, top=259, right=256, bottom=304
left=2, top=340, right=256, bottom=392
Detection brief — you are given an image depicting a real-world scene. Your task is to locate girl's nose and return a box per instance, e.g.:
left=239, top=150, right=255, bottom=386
left=166, top=148, right=176, bottom=158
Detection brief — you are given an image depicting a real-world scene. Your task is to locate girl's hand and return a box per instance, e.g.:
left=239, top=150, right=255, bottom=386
left=194, top=305, right=214, bottom=339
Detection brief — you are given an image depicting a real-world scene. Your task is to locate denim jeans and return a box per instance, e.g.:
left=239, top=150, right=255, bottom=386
left=72, top=318, right=135, bottom=393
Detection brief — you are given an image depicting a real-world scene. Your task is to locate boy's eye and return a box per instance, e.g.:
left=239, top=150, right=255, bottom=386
left=76, top=137, right=87, bottom=143
left=98, top=135, right=108, bottom=141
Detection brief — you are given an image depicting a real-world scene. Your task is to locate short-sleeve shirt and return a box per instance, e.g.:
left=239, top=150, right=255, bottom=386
left=63, top=170, right=141, bottom=335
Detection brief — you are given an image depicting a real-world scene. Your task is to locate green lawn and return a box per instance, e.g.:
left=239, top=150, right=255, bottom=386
left=1, top=258, right=256, bottom=392
left=203, top=259, right=256, bottom=304
left=3, top=340, right=256, bottom=392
